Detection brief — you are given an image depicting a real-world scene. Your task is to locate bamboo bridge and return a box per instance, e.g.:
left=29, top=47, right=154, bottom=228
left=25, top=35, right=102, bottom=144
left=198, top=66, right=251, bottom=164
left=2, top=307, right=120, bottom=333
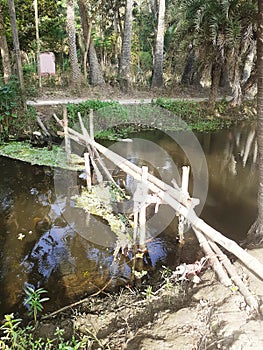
left=47, top=107, right=263, bottom=311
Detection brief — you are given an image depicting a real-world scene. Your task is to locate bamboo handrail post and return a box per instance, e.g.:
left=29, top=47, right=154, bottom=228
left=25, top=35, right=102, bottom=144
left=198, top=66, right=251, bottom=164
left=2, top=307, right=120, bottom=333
left=62, top=106, right=71, bottom=164
left=138, top=166, right=148, bottom=250
left=84, top=152, right=92, bottom=190
left=89, top=109, right=94, bottom=142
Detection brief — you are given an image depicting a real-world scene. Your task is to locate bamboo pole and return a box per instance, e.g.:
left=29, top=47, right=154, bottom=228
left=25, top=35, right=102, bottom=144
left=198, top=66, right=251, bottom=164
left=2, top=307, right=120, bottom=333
left=192, top=228, right=232, bottom=287
left=84, top=152, right=92, bottom=190
left=181, top=166, right=190, bottom=194
left=139, top=166, right=148, bottom=250
left=78, top=112, right=116, bottom=184
left=76, top=112, right=102, bottom=184
left=36, top=115, right=50, bottom=137
left=207, top=238, right=259, bottom=310
left=62, top=106, right=71, bottom=163
left=89, top=109, right=94, bottom=141
left=178, top=166, right=190, bottom=243
left=53, top=114, right=263, bottom=282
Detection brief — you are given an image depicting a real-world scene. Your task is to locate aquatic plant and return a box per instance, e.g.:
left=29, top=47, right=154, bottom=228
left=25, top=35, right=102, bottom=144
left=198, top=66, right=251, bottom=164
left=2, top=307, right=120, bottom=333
left=74, top=183, right=133, bottom=248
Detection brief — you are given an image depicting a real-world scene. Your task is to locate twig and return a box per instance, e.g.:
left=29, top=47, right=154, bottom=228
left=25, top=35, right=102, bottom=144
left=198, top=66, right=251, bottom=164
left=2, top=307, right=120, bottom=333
left=42, top=279, right=113, bottom=320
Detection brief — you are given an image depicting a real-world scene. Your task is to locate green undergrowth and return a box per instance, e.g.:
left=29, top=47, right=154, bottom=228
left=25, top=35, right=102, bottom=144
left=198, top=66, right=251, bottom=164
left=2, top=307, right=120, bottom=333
left=155, top=98, right=235, bottom=132
left=64, top=98, right=254, bottom=141
left=0, top=314, right=89, bottom=350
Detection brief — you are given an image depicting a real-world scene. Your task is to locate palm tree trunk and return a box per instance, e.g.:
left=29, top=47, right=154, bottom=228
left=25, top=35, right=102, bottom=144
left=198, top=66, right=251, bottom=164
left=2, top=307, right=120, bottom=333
left=246, top=0, right=263, bottom=246
left=7, top=0, right=25, bottom=106
left=119, top=0, right=133, bottom=92
left=77, top=0, right=91, bottom=81
left=209, top=61, right=221, bottom=109
left=66, top=0, right=82, bottom=86
left=231, top=58, right=243, bottom=106
left=151, top=0, right=165, bottom=89
left=88, top=38, right=105, bottom=86
left=0, top=7, right=12, bottom=84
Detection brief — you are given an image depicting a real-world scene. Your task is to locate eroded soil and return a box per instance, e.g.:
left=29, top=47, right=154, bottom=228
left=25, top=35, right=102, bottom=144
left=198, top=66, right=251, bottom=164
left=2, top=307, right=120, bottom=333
left=34, top=248, right=263, bottom=350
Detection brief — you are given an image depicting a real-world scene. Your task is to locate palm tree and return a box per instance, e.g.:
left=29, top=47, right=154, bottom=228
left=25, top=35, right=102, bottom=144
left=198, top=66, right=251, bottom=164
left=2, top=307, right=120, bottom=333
left=119, top=0, right=134, bottom=92
left=0, top=5, right=12, bottom=84
left=246, top=0, right=263, bottom=245
left=178, top=0, right=256, bottom=108
left=66, top=0, right=82, bottom=86
left=7, top=0, right=25, bottom=104
left=88, top=38, right=105, bottom=85
left=151, top=0, right=166, bottom=89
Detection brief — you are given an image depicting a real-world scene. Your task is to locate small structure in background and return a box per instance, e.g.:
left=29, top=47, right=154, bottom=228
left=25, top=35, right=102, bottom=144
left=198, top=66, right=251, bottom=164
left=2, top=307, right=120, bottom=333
left=40, top=52, right=55, bottom=76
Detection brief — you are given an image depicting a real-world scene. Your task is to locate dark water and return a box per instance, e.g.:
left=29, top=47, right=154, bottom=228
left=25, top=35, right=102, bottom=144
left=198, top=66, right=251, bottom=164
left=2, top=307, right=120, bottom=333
left=0, top=121, right=257, bottom=315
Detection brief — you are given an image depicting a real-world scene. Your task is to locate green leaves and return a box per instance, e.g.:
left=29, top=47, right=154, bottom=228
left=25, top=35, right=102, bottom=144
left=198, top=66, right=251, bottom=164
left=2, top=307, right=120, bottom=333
left=23, top=286, right=49, bottom=324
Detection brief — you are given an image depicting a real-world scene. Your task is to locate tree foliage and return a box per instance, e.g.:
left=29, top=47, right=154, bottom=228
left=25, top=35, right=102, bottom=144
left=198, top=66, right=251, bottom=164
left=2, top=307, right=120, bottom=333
left=0, top=0, right=259, bottom=100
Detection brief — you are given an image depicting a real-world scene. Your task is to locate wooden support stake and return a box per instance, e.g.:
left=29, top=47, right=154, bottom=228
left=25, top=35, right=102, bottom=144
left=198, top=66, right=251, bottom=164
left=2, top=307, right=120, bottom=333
left=63, top=105, right=71, bottom=163
left=133, top=210, right=138, bottom=244
left=178, top=166, right=190, bottom=243
left=89, top=109, right=94, bottom=141
left=139, top=166, right=148, bottom=250
left=181, top=166, right=190, bottom=194
left=84, top=152, right=92, bottom=190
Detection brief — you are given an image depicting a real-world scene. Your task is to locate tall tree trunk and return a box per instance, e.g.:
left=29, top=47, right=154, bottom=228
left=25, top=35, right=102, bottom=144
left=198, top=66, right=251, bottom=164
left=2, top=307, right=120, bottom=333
left=151, top=0, right=165, bottom=89
left=34, top=0, right=41, bottom=88
left=0, top=7, right=12, bottom=84
left=242, top=42, right=256, bottom=85
left=246, top=0, right=263, bottom=247
left=209, top=61, right=221, bottom=109
left=181, top=47, right=201, bottom=86
left=77, top=0, right=91, bottom=81
left=119, top=0, right=133, bottom=92
left=77, top=0, right=105, bottom=85
left=231, top=58, right=243, bottom=106
left=88, top=38, right=105, bottom=86
left=7, top=0, right=25, bottom=106
left=66, top=0, right=82, bottom=86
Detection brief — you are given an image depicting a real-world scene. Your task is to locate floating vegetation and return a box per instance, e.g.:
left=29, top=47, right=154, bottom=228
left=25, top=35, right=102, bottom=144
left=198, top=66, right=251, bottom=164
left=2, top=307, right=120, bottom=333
left=0, top=141, right=84, bottom=170
left=74, top=183, right=133, bottom=247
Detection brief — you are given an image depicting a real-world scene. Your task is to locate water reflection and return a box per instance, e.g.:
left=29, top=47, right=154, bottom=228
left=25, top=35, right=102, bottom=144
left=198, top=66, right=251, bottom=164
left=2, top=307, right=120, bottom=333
left=0, top=120, right=258, bottom=315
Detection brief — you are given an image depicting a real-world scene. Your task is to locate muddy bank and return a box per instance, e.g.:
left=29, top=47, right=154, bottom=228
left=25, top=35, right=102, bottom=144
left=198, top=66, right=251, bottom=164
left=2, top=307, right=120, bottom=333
left=34, top=247, right=263, bottom=350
